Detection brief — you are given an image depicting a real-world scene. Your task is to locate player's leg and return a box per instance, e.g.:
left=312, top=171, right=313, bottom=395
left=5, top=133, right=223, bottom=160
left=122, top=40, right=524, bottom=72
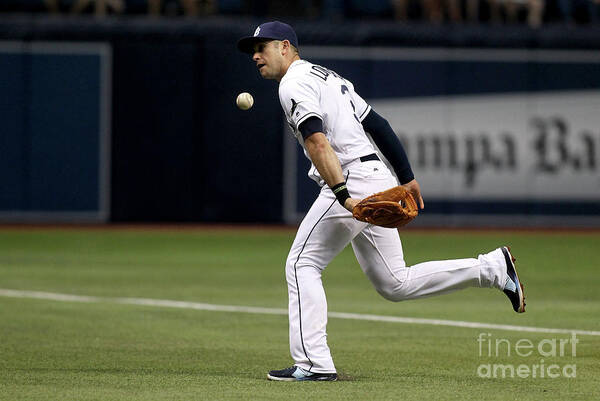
left=348, top=162, right=524, bottom=312
left=351, top=226, right=511, bottom=302
left=280, top=188, right=358, bottom=376
left=347, top=161, right=524, bottom=310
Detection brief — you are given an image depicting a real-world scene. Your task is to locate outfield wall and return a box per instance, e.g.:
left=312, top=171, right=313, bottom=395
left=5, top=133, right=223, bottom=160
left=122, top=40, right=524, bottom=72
left=0, top=41, right=111, bottom=222
left=284, top=47, right=600, bottom=226
left=0, top=17, right=599, bottom=225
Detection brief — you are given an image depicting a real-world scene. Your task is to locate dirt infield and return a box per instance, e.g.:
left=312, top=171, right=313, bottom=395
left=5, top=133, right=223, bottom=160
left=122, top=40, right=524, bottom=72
left=0, top=223, right=297, bottom=233
left=0, top=223, right=599, bottom=235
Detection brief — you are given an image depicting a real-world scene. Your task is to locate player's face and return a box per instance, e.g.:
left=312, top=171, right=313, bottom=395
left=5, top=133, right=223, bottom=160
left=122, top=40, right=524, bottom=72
left=252, top=40, right=284, bottom=81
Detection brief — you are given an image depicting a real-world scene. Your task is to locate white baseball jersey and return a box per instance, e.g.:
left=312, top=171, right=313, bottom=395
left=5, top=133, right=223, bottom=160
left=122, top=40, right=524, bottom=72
left=279, top=60, right=376, bottom=185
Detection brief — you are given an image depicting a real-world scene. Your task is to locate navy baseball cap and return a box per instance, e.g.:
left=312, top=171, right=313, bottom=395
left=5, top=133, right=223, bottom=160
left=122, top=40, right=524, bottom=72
left=237, top=21, right=298, bottom=55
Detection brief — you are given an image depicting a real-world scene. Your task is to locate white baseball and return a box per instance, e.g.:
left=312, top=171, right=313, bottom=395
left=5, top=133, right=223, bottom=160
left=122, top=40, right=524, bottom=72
left=236, top=92, right=254, bottom=110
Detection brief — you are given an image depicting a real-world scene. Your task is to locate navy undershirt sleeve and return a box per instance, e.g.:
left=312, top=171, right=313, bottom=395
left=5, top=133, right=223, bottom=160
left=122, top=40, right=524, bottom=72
left=362, top=109, right=415, bottom=184
left=298, top=116, right=323, bottom=140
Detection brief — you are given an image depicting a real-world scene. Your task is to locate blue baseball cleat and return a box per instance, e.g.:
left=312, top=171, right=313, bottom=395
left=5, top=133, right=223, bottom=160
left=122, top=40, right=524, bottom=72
left=502, top=246, right=526, bottom=313
left=267, top=366, right=338, bottom=382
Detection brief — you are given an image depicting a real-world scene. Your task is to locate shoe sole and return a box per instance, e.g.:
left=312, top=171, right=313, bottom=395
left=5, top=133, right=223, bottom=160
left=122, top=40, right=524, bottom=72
left=267, top=373, right=338, bottom=382
left=503, top=246, right=526, bottom=313
left=267, top=374, right=297, bottom=381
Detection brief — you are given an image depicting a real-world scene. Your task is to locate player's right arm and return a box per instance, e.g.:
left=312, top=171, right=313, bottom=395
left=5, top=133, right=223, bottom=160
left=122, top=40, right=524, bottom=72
left=279, top=78, right=358, bottom=211
left=303, top=129, right=360, bottom=212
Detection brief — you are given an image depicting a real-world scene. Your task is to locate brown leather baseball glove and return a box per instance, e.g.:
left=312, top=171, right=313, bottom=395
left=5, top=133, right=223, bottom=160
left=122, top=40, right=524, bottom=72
left=352, top=186, right=419, bottom=228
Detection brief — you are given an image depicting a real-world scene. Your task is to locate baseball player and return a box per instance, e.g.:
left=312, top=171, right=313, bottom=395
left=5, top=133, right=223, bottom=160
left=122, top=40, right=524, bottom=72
left=237, top=21, right=526, bottom=382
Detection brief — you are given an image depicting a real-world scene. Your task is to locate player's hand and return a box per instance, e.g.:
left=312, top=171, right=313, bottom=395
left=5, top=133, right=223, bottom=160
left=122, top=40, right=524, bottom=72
left=402, top=179, right=424, bottom=209
left=343, top=198, right=360, bottom=213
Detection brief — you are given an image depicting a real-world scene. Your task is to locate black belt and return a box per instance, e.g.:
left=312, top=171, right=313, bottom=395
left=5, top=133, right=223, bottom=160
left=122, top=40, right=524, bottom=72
left=359, top=153, right=380, bottom=162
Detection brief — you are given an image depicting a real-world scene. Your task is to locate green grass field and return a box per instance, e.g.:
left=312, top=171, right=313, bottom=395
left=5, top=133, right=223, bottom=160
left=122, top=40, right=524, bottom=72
left=1, top=227, right=599, bottom=400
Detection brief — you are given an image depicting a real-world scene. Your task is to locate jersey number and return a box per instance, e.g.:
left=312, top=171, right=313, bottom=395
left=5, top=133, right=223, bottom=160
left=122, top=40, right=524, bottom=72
left=341, top=85, right=361, bottom=123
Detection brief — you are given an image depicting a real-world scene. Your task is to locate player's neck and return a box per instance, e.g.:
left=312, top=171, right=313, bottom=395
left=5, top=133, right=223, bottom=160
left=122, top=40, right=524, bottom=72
left=277, top=55, right=302, bottom=82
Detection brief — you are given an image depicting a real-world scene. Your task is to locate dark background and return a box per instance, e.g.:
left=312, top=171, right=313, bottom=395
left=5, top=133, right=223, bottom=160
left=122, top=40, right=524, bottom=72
left=1, top=13, right=599, bottom=223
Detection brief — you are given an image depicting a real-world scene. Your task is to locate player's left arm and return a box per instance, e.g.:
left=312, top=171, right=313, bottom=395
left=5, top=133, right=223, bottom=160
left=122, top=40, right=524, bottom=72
left=361, top=109, right=424, bottom=209
left=301, top=118, right=360, bottom=212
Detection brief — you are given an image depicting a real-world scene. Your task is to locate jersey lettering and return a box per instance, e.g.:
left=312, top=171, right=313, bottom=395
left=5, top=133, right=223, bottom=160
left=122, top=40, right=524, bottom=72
left=310, top=65, right=329, bottom=81
left=340, top=84, right=361, bottom=123
left=310, top=65, right=345, bottom=82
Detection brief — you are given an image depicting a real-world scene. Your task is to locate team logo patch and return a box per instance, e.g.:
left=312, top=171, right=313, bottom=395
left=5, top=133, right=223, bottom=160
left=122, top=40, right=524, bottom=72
left=253, top=27, right=261, bottom=37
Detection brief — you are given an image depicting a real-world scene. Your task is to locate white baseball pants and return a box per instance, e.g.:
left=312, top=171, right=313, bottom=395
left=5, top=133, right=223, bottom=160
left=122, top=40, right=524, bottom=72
left=285, top=159, right=509, bottom=373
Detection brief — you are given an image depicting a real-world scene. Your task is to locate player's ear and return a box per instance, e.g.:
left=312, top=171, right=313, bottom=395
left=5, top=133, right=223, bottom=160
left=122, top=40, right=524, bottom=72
left=281, top=40, right=290, bottom=55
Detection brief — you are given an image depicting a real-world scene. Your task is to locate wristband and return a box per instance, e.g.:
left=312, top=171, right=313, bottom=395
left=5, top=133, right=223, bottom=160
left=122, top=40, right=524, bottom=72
left=331, top=182, right=350, bottom=206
